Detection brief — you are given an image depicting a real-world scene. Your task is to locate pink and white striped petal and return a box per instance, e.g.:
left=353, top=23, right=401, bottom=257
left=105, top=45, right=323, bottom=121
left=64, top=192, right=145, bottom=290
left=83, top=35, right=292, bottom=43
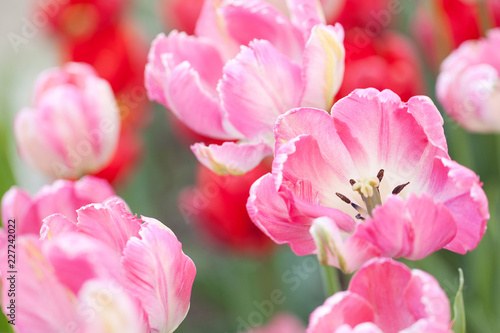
left=220, top=39, right=303, bottom=141
left=122, top=219, right=196, bottom=333
left=300, top=24, right=345, bottom=111
left=221, top=0, right=305, bottom=61
left=192, top=141, right=272, bottom=175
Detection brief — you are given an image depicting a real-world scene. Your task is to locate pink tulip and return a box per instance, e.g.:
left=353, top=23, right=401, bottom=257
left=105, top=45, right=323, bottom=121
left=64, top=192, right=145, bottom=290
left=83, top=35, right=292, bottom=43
left=1, top=198, right=196, bottom=332
left=437, top=28, right=500, bottom=132
left=1, top=176, right=115, bottom=236
left=1, top=234, right=147, bottom=333
left=15, top=62, right=121, bottom=179
left=245, top=313, right=305, bottom=333
left=307, top=259, right=452, bottom=333
left=146, top=0, right=345, bottom=175
left=160, top=0, right=342, bottom=35
left=247, top=88, right=489, bottom=273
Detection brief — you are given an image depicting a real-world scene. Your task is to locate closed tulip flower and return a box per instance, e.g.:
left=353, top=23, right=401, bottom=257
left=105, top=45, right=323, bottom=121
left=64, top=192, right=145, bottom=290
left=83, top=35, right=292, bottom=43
left=14, top=62, right=121, bottom=179
left=437, top=28, right=500, bottom=132
left=179, top=163, right=274, bottom=255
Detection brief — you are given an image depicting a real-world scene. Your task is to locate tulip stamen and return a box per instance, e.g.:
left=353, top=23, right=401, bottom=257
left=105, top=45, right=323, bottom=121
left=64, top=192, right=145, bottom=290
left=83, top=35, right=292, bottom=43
left=351, top=170, right=385, bottom=217
left=392, top=182, right=410, bottom=195
left=338, top=170, right=390, bottom=219
left=336, top=192, right=351, bottom=204
left=335, top=192, right=367, bottom=216
left=355, top=214, right=365, bottom=221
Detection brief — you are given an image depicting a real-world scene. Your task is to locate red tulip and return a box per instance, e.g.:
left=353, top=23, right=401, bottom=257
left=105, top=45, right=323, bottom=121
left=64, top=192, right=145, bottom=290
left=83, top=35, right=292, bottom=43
left=61, top=21, right=147, bottom=94
left=413, top=0, right=500, bottom=68
left=339, top=30, right=425, bottom=102
left=161, top=0, right=205, bottom=34
left=326, top=0, right=394, bottom=30
left=180, top=162, right=274, bottom=255
left=37, top=0, right=128, bottom=40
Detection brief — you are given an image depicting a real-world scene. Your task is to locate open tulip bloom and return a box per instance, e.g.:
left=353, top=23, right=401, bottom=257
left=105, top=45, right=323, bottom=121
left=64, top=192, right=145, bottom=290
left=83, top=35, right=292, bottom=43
left=1, top=198, right=196, bottom=333
left=145, top=0, right=345, bottom=175
left=307, top=258, right=452, bottom=333
left=247, top=88, right=489, bottom=273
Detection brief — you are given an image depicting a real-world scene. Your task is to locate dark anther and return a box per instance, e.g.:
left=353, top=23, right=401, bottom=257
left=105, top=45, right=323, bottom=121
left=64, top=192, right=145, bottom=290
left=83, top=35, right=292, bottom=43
left=336, top=192, right=351, bottom=204
left=355, top=214, right=365, bottom=221
left=349, top=179, right=356, bottom=186
left=377, top=169, right=384, bottom=182
left=392, top=182, right=410, bottom=195
left=351, top=202, right=363, bottom=212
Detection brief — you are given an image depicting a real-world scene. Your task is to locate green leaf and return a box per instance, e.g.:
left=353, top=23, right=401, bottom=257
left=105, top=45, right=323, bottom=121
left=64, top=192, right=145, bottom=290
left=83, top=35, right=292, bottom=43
left=0, top=309, right=14, bottom=333
left=452, top=268, right=466, bottom=333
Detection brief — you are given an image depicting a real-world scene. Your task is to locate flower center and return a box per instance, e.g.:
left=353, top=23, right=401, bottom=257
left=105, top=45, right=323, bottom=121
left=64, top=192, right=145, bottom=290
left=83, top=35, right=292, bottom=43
left=351, top=176, right=382, bottom=217
left=336, top=169, right=409, bottom=220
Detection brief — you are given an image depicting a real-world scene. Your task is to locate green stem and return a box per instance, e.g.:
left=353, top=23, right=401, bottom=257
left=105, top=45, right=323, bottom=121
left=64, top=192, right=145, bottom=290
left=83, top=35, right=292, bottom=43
left=321, top=265, right=341, bottom=297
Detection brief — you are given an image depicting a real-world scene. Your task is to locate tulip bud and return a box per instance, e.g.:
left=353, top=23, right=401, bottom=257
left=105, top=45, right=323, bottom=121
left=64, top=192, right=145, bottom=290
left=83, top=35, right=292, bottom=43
left=15, top=62, right=120, bottom=179
left=437, top=28, right=500, bottom=133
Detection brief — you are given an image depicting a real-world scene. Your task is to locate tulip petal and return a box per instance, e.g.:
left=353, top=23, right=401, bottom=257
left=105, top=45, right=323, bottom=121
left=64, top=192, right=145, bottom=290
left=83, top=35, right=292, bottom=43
left=41, top=213, right=78, bottom=240
left=1, top=236, right=78, bottom=332
left=310, top=217, right=379, bottom=273
left=44, top=233, right=122, bottom=295
left=300, top=24, right=345, bottom=111
left=221, top=0, right=304, bottom=61
left=404, top=270, right=451, bottom=329
left=400, top=320, right=452, bottom=333
left=273, top=107, right=353, bottom=167
left=355, top=194, right=456, bottom=260
left=75, top=198, right=142, bottom=255
left=14, top=107, right=69, bottom=177
left=166, top=61, right=238, bottom=139
left=194, top=0, right=240, bottom=60
left=423, top=158, right=489, bottom=254
left=35, top=176, right=116, bottom=225
left=331, top=89, right=448, bottom=184
left=349, top=258, right=446, bottom=332
left=1, top=187, right=36, bottom=235
left=191, top=141, right=273, bottom=175
left=122, top=219, right=196, bottom=333
left=247, top=173, right=316, bottom=255
left=307, top=291, right=375, bottom=333
left=272, top=134, right=356, bottom=222
left=334, top=323, right=384, bottom=333
left=407, top=96, right=448, bottom=152
left=287, top=0, right=326, bottom=40
left=78, top=280, right=148, bottom=333
left=220, top=39, right=303, bottom=141
left=145, top=33, right=171, bottom=107
left=145, top=31, right=224, bottom=106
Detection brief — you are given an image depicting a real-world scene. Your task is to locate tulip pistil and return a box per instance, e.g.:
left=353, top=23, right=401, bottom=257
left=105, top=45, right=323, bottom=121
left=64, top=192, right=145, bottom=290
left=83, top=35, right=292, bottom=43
left=351, top=175, right=383, bottom=217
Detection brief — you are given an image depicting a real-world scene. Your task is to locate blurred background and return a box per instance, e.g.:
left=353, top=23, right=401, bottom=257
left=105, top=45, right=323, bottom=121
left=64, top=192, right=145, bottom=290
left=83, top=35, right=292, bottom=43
left=0, top=0, right=499, bottom=332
